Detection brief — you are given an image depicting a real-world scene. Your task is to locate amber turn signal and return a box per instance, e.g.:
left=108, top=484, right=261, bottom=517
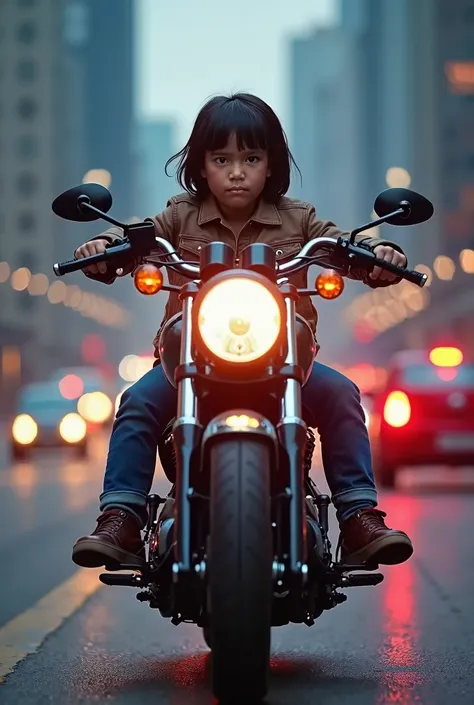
left=315, top=270, right=344, bottom=299
left=134, top=264, right=163, bottom=295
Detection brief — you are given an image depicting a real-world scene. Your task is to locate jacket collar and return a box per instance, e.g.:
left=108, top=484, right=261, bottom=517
left=198, top=194, right=282, bottom=226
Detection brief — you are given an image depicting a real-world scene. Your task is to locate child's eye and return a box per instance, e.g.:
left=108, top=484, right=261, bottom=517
left=247, top=156, right=260, bottom=164
left=214, top=157, right=227, bottom=165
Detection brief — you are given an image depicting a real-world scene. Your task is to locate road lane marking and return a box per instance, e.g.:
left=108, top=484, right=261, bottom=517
left=0, top=567, right=104, bottom=681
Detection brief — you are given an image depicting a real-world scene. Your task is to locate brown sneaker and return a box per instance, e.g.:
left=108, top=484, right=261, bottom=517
left=72, top=508, right=145, bottom=570
left=339, top=508, right=413, bottom=567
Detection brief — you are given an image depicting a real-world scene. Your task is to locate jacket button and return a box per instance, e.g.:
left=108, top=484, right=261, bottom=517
left=197, top=245, right=201, bottom=251
left=276, top=249, right=283, bottom=256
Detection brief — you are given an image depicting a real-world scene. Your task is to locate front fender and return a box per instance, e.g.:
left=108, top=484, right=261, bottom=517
left=201, top=410, right=278, bottom=467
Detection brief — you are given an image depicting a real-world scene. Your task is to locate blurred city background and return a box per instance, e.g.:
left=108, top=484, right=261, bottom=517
left=1, top=0, right=473, bottom=406
left=1, top=2, right=474, bottom=703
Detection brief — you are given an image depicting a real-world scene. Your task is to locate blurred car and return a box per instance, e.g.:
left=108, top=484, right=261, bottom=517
left=11, top=381, right=88, bottom=460
left=370, top=347, right=474, bottom=487
left=48, top=366, right=115, bottom=429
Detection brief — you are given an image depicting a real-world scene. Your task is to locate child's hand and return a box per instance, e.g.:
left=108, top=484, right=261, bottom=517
left=371, top=245, right=407, bottom=282
left=74, top=239, right=109, bottom=275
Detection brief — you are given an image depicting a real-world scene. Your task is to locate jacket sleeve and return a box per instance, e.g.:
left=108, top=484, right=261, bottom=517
left=78, top=202, right=176, bottom=285
left=304, top=205, right=407, bottom=288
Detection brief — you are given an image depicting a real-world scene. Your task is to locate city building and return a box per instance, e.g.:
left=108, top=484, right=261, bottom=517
left=134, top=118, right=177, bottom=218
left=339, top=0, right=474, bottom=362
left=289, top=0, right=474, bottom=365
left=0, top=0, right=135, bottom=393
left=288, top=23, right=368, bottom=358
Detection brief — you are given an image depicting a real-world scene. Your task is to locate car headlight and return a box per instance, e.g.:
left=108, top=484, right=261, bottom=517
left=59, top=413, right=87, bottom=443
left=12, top=414, right=38, bottom=445
left=194, top=273, right=283, bottom=364
left=77, top=392, right=113, bottom=423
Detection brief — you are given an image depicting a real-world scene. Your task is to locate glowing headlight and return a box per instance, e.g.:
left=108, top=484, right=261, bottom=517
left=59, top=413, right=87, bottom=443
left=12, top=414, right=38, bottom=445
left=196, top=277, right=282, bottom=363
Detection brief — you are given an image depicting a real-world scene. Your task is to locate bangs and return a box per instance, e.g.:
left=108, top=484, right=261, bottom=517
left=165, top=92, right=301, bottom=201
left=203, top=99, right=268, bottom=153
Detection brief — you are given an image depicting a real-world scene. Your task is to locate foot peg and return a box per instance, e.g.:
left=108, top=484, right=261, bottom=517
left=99, top=572, right=147, bottom=587
left=341, top=573, right=384, bottom=587
left=334, top=561, right=379, bottom=572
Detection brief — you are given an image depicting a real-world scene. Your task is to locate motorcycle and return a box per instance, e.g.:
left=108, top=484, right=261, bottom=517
left=52, top=184, right=433, bottom=703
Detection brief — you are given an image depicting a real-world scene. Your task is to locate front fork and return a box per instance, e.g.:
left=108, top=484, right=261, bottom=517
left=172, top=283, right=309, bottom=587
left=278, top=285, right=308, bottom=584
left=172, top=285, right=202, bottom=577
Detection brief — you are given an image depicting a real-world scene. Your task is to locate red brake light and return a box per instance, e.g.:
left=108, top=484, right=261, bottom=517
left=383, top=391, right=411, bottom=428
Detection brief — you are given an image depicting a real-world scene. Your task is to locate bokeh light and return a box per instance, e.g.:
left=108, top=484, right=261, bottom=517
left=82, top=168, right=112, bottom=188
left=459, top=249, right=474, bottom=274
left=433, top=255, right=455, bottom=280
left=11, top=267, right=31, bottom=291
left=385, top=167, right=411, bottom=188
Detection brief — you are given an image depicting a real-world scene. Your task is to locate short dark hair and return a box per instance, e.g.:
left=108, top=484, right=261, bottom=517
left=165, top=92, right=301, bottom=202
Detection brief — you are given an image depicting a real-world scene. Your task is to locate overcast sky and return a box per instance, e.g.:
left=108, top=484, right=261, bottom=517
left=136, top=0, right=338, bottom=146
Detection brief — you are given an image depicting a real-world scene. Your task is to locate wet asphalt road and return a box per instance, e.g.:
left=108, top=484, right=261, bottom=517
left=0, top=431, right=474, bottom=704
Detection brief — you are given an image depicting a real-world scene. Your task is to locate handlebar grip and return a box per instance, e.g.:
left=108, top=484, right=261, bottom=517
left=53, top=251, right=108, bottom=276
left=371, top=256, right=427, bottom=288
left=401, top=268, right=428, bottom=287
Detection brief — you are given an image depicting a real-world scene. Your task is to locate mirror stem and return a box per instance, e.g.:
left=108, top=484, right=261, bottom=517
left=78, top=198, right=127, bottom=229
left=349, top=202, right=410, bottom=244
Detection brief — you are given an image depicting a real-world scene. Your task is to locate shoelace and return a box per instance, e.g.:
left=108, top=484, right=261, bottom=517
left=335, top=509, right=388, bottom=562
left=357, top=509, right=389, bottom=532
left=93, top=512, right=125, bottom=539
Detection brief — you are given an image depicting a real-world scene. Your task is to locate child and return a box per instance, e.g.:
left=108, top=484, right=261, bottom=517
left=72, top=93, right=412, bottom=570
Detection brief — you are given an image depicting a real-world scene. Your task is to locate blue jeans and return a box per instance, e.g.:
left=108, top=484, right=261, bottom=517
left=100, top=362, right=378, bottom=527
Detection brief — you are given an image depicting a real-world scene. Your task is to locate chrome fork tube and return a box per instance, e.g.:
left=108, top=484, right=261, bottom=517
left=278, top=294, right=308, bottom=581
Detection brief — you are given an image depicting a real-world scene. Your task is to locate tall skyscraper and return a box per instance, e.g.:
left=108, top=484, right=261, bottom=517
left=338, top=0, right=474, bottom=357
left=134, top=118, right=177, bottom=218
left=0, top=0, right=134, bottom=387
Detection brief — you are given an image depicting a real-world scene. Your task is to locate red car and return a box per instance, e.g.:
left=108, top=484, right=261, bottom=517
left=370, top=347, right=474, bottom=487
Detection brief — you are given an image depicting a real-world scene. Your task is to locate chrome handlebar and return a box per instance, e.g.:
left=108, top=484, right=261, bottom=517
left=151, top=235, right=338, bottom=279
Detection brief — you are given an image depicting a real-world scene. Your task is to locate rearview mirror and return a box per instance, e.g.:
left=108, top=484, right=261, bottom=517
left=373, top=188, right=434, bottom=226
left=52, top=183, right=113, bottom=222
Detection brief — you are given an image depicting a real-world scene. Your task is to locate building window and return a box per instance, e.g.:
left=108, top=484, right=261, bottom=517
left=17, top=172, right=38, bottom=197
left=16, top=59, right=38, bottom=82
left=18, top=134, right=38, bottom=157
left=16, top=21, right=37, bottom=44
left=18, top=211, right=36, bottom=233
left=17, top=97, right=38, bottom=120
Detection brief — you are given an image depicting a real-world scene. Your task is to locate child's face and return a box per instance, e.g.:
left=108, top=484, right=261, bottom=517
left=201, top=133, right=270, bottom=213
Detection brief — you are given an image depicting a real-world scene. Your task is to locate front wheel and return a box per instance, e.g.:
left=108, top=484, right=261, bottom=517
left=208, top=437, right=273, bottom=703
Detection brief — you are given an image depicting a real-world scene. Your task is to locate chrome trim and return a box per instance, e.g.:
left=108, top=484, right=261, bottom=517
left=280, top=297, right=302, bottom=421
left=148, top=235, right=339, bottom=281
left=277, top=236, right=338, bottom=275
left=176, top=295, right=197, bottom=420
left=153, top=236, right=200, bottom=277
left=202, top=410, right=278, bottom=445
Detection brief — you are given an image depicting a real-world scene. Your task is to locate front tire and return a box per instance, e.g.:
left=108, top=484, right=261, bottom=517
left=208, top=437, right=272, bottom=703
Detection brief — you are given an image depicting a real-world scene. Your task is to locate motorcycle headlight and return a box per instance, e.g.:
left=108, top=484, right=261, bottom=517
left=194, top=272, right=284, bottom=364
